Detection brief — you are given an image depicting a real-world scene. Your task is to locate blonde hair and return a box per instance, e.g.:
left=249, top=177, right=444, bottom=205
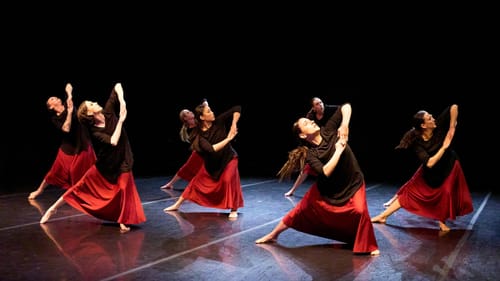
left=179, top=109, right=193, bottom=143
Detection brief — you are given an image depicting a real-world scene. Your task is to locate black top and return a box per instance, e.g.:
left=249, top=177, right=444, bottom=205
left=89, top=89, right=133, bottom=183
left=412, top=106, right=458, bottom=187
left=196, top=105, right=241, bottom=180
left=306, top=104, right=339, bottom=127
left=51, top=105, right=90, bottom=155
left=306, top=104, right=364, bottom=205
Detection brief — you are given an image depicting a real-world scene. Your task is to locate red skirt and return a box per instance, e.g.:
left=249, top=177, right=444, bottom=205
left=45, top=144, right=96, bottom=189
left=177, top=151, right=204, bottom=181
left=181, top=157, right=244, bottom=210
left=396, top=160, right=473, bottom=221
left=283, top=182, right=378, bottom=254
left=63, top=166, right=146, bottom=225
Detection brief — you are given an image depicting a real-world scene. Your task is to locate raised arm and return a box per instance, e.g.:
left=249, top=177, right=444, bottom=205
left=110, top=83, right=127, bottom=146
left=212, top=109, right=240, bottom=152
left=425, top=104, right=458, bottom=168
left=61, top=83, right=74, bottom=133
left=337, top=103, right=351, bottom=139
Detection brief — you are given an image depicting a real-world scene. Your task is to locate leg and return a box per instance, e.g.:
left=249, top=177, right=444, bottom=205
left=255, top=220, right=289, bottom=243
left=371, top=198, right=401, bottom=224
left=40, top=196, right=66, bottom=224
left=164, top=196, right=186, bottom=212
left=284, top=170, right=308, bottom=196
left=160, top=174, right=182, bottom=189
left=383, top=194, right=398, bottom=208
left=29, top=179, right=49, bottom=200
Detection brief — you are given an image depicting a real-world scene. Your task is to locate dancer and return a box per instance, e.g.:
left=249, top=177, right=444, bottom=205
left=164, top=102, right=244, bottom=219
left=40, top=83, right=146, bottom=233
left=160, top=102, right=207, bottom=189
left=371, top=104, right=473, bottom=232
left=283, top=97, right=337, bottom=196
left=29, top=83, right=96, bottom=199
left=256, top=103, right=379, bottom=256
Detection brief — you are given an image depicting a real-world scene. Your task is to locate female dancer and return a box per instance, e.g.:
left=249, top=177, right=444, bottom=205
left=164, top=102, right=244, bottom=219
left=160, top=102, right=207, bottom=189
left=371, top=104, right=473, bottom=232
left=40, top=83, right=146, bottom=233
left=29, top=83, right=95, bottom=199
left=257, top=103, right=379, bottom=255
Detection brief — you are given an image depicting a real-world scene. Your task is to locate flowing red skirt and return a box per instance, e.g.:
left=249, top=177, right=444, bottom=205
left=181, top=157, right=244, bottom=210
left=45, top=144, right=96, bottom=189
left=177, top=151, right=204, bottom=181
left=283, top=182, right=378, bottom=254
left=63, top=166, right=146, bottom=225
left=396, top=160, right=473, bottom=221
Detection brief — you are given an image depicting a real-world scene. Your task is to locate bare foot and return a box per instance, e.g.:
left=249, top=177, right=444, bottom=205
left=370, top=249, right=380, bottom=256
left=164, top=205, right=179, bottom=212
left=284, top=191, right=293, bottom=197
left=160, top=183, right=173, bottom=189
left=120, top=224, right=131, bottom=233
left=40, top=207, right=57, bottom=224
left=370, top=215, right=386, bottom=224
left=28, top=190, right=41, bottom=200
left=439, top=221, right=450, bottom=232
left=228, top=211, right=238, bottom=219
left=255, top=234, right=277, bottom=244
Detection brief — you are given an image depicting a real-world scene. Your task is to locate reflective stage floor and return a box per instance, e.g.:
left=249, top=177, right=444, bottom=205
left=1, top=177, right=498, bottom=281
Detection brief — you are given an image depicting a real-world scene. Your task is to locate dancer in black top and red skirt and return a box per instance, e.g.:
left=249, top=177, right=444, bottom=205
left=40, top=83, right=146, bottom=233
left=256, top=103, right=379, bottom=256
left=164, top=102, right=244, bottom=219
left=29, top=83, right=95, bottom=200
left=371, top=104, right=473, bottom=232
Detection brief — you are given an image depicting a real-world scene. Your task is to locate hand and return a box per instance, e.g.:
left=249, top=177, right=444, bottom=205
left=65, top=83, right=73, bottom=98
left=337, top=126, right=349, bottom=142
left=335, top=135, right=347, bottom=151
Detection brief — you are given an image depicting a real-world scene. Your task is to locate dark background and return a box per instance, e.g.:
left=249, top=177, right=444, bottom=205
left=0, top=13, right=494, bottom=193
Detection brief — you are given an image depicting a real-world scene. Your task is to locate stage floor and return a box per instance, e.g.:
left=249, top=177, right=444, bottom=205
left=1, top=177, right=498, bottom=281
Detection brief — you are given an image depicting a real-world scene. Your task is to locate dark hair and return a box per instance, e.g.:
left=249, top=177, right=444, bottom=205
left=395, top=110, right=426, bottom=149
left=189, top=101, right=209, bottom=152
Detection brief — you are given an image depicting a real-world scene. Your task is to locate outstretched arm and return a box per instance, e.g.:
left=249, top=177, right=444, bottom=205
left=110, top=83, right=127, bottom=146
left=61, top=83, right=73, bottom=133
left=425, top=104, right=458, bottom=168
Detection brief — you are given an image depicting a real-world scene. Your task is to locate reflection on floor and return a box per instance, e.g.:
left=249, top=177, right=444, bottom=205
left=0, top=177, right=498, bottom=281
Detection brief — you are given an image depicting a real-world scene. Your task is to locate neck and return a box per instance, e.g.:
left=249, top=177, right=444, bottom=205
left=202, top=121, right=211, bottom=131
left=422, top=130, right=433, bottom=141
left=94, top=113, right=105, bottom=127
left=309, top=134, right=322, bottom=146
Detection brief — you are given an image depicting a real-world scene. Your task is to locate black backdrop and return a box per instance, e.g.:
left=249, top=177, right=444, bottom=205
left=1, top=23, right=494, bottom=193
left=2, top=69, right=492, bottom=193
